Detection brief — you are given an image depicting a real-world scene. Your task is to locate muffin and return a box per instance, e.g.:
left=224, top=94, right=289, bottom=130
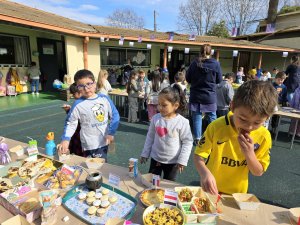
left=101, top=195, right=109, bottom=201
left=101, top=189, right=109, bottom=195
left=78, top=192, right=87, bottom=201
left=87, top=191, right=95, bottom=198
left=108, top=196, right=118, bottom=204
left=100, top=200, right=110, bottom=209
left=86, top=197, right=96, bottom=205
left=93, top=200, right=101, bottom=208
left=96, top=208, right=106, bottom=217
left=87, top=206, right=97, bottom=215
left=95, top=192, right=102, bottom=199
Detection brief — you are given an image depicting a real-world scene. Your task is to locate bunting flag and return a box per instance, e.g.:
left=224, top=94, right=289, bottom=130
left=119, top=36, right=124, bottom=46
left=231, top=27, right=240, bottom=37
left=266, top=23, right=275, bottom=33
left=120, top=36, right=125, bottom=41
left=188, top=34, right=196, bottom=41
left=150, top=34, right=155, bottom=40
left=147, top=44, right=152, bottom=49
left=168, top=46, right=173, bottom=52
left=184, top=48, right=190, bottom=54
left=100, top=37, right=105, bottom=42
left=138, top=35, right=142, bottom=43
left=129, top=42, right=134, bottom=47
left=163, top=189, right=178, bottom=206
left=168, top=32, right=174, bottom=41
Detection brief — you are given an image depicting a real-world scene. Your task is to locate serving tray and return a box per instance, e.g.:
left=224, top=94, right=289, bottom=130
left=62, top=183, right=137, bottom=225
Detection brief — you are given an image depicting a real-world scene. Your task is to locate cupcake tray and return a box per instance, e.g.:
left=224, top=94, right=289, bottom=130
left=62, top=183, right=137, bottom=225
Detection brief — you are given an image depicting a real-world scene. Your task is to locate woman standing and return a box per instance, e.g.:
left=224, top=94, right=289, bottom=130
left=186, top=44, right=222, bottom=145
left=284, top=55, right=300, bottom=104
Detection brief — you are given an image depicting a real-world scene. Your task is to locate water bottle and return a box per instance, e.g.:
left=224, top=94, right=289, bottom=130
left=45, top=132, right=56, bottom=156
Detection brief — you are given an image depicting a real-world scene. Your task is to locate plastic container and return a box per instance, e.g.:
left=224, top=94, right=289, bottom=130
left=232, top=193, right=261, bottom=210
left=85, top=158, right=105, bottom=170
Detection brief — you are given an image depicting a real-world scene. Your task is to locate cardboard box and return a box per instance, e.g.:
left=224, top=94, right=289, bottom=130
left=1, top=215, right=30, bottom=225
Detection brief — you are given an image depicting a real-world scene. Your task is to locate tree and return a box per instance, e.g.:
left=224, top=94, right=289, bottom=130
left=206, top=21, right=230, bottom=38
left=106, top=9, right=145, bottom=30
left=278, top=5, right=300, bottom=14
left=222, top=0, right=269, bottom=35
left=177, top=0, right=219, bottom=35
left=267, top=0, right=280, bottom=23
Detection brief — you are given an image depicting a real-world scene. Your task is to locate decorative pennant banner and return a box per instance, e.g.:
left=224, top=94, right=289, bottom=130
left=120, top=36, right=125, bottom=41
left=163, top=189, right=178, bottom=206
left=233, top=50, right=238, bottom=57
left=168, top=46, right=173, bottom=52
left=189, top=34, right=196, bottom=41
left=106, top=37, right=110, bottom=42
left=150, top=34, right=155, bottom=40
left=119, top=40, right=124, bottom=46
left=211, top=49, right=215, bottom=55
left=231, top=27, right=240, bottom=37
left=108, top=173, right=120, bottom=187
left=282, top=52, right=288, bottom=57
left=147, top=44, right=152, bottom=49
left=152, top=174, right=160, bottom=187
left=129, top=42, right=134, bottom=47
left=100, top=37, right=105, bottom=42
left=168, top=32, right=174, bottom=41
left=184, top=48, right=190, bottom=54
left=138, top=35, right=142, bottom=43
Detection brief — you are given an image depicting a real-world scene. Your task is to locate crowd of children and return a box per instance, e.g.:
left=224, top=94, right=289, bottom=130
left=57, top=54, right=300, bottom=193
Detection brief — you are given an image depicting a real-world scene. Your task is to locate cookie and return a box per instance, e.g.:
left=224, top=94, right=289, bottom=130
left=78, top=192, right=87, bottom=201
left=86, top=197, right=96, bottom=205
left=100, top=200, right=110, bottom=208
left=87, top=206, right=97, bottom=215
left=101, top=195, right=108, bottom=201
left=101, top=189, right=109, bottom=195
left=87, top=191, right=95, bottom=198
left=95, top=192, right=102, bottom=199
left=93, top=200, right=101, bottom=207
left=109, top=196, right=118, bottom=204
left=96, top=208, right=106, bottom=217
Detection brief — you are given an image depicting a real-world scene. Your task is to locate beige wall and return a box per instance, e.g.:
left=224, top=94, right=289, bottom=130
left=219, top=50, right=233, bottom=74
left=87, top=39, right=101, bottom=80
left=260, top=37, right=300, bottom=49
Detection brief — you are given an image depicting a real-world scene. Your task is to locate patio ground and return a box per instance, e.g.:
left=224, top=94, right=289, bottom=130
left=0, top=92, right=299, bottom=208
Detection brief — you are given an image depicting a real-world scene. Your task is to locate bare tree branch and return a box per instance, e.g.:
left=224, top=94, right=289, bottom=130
left=106, top=9, right=145, bottom=30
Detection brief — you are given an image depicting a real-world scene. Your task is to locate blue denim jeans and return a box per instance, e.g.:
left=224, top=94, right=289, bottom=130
left=192, top=111, right=217, bottom=139
left=31, top=79, right=39, bottom=93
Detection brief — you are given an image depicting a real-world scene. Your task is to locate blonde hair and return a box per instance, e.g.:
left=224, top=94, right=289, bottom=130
left=97, top=69, right=108, bottom=90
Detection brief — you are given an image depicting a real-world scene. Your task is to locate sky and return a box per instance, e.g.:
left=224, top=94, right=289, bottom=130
left=11, top=0, right=184, bottom=32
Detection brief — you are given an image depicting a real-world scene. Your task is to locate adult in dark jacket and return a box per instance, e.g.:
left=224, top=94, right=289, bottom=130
left=186, top=44, right=222, bottom=145
left=284, top=55, right=300, bottom=103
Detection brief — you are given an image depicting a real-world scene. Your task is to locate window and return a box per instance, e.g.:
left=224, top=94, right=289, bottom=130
left=100, top=47, right=151, bottom=67
left=0, top=34, right=30, bottom=65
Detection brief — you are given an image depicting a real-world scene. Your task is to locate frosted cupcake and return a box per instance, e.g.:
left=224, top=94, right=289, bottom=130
left=101, top=195, right=109, bottom=201
left=108, top=196, right=118, bottom=204
left=86, top=197, right=96, bottom=205
left=95, top=192, right=102, bottom=199
left=101, top=200, right=110, bottom=209
left=93, top=200, right=101, bottom=208
left=87, top=191, right=95, bottom=198
left=78, top=192, right=87, bottom=201
left=87, top=206, right=97, bottom=215
left=101, top=189, right=110, bottom=195
left=96, top=208, right=106, bottom=217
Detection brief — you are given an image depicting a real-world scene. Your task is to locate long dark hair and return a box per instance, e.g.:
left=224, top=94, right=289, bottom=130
left=197, top=44, right=212, bottom=68
left=126, top=70, right=138, bottom=93
left=151, top=70, right=161, bottom=92
left=159, top=84, right=187, bottom=115
left=291, top=55, right=299, bottom=66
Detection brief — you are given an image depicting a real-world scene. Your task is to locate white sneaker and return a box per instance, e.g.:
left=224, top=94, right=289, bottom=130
left=36, top=92, right=39, bottom=95
left=31, top=92, right=35, bottom=95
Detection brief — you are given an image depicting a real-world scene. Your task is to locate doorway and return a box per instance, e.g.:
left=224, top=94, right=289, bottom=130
left=37, top=38, right=67, bottom=91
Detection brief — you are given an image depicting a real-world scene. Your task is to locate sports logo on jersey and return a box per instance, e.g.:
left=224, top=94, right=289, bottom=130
left=198, top=136, right=205, bottom=146
left=254, top=143, right=260, bottom=151
left=91, top=103, right=105, bottom=122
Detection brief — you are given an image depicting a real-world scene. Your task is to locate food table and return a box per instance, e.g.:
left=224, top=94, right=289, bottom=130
left=273, top=108, right=300, bottom=150
left=0, top=137, right=297, bottom=225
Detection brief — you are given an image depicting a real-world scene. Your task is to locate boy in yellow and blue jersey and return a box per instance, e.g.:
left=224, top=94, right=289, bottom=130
left=194, top=80, right=278, bottom=195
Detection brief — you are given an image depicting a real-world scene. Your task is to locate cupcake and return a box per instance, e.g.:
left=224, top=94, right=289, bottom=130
left=101, top=189, right=109, bottom=195
left=96, top=208, right=106, bottom=217
left=100, top=200, right=110, bottom=209
left=87, top=206, right=97, bottom=215
left=78, top=192, right=87, bottom=201
left=108, top=196, right=118, bottom=204
left=86, top=197, right=96, bottom=205
left=93, top=200, right=101, bottom=208
left=101, top=195, right=109, bottom=201
left=95, top=192, right=102, bottom=199
left=87, top=191, right=95, bottom=198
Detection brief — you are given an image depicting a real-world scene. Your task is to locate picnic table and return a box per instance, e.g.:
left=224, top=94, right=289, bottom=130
left=0, top=137, right=297, bottom=225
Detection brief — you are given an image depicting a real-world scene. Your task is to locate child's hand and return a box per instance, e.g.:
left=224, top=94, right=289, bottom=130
left=105, top=135, right=114, bottom=145
left=62, top=104, right=71, bottom=112
left=238, top=131, right=254, bottom=154
left=58, top=141, right=70, bottom=155
left=140, top=157, right=148, bottom=164
left=201, top=170, right=218, bottom=195
left=177, top=164, right=184, bottom=173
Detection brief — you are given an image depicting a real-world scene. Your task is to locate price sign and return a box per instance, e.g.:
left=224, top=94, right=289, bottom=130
left=108, top=173, right=120, bottom=187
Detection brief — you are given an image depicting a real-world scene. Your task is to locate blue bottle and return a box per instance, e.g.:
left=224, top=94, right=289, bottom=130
left=45, top=132, right=56, bottom=156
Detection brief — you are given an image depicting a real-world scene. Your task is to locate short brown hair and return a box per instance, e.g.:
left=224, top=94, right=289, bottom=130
left=232, top=80, right=278, bottom=117
left=138, top=69, right=145, bottom=74
left=275, top=71, right=286, bottom=79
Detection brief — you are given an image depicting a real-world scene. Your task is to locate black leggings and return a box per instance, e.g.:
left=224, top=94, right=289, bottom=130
left=149, top=158, right=178, bottom=181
